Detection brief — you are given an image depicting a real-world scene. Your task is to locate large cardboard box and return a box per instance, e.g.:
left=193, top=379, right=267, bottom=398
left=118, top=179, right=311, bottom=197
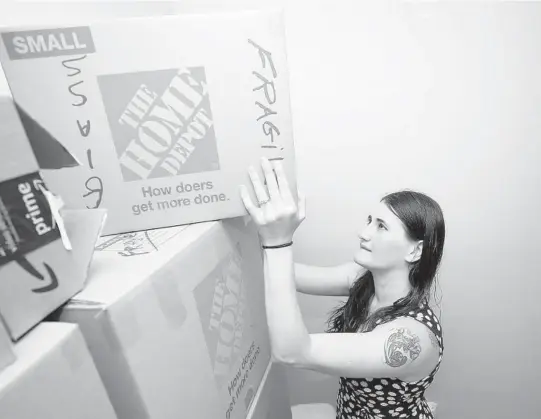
left=0, top=10, right=297, bottom=235
left=56, top=218, right=271, bottom=419
left=0, top=321, right=14, bottom=372
left=0, top=322, right=117, bottom=419
left=247, top=361, right=292, bottom=419
left=0, top=96, right=106, bottom=340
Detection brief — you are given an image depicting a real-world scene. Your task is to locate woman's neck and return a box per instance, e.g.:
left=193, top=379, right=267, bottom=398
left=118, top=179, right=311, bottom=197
left=371, top=267, right=412, bottom=308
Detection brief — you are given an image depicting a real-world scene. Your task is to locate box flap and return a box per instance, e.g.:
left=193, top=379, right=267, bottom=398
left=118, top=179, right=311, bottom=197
left=0, top=208, right=106, bottom=340
left=0, top=96, right=39, bottom=181
left=62, top=208, right=107, bottom=287
left=14, top=104, right=80, bottom=170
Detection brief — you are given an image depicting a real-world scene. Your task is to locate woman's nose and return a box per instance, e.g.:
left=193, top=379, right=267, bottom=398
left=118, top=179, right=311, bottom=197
left=357, top=228, right=370, bottom=242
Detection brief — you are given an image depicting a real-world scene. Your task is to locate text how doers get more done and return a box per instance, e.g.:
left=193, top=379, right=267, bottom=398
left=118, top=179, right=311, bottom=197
left=132, top=180, right=228, bottom=216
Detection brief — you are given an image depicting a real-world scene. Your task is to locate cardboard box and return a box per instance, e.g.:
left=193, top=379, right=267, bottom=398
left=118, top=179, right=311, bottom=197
left=0, top=96, right=42, bottom=184
left=0, top=10, right=297, bottom=235
left=0, top=96, right=107, bottom=340
left=0, top=322, right=117, bottom=419
left=291, top=404, right=336, bottom=419
left=246, top=361, right=292, bottom=419
left=0, top=320, right=15, bottom=372
left=56, top=217, right=271, bottom=419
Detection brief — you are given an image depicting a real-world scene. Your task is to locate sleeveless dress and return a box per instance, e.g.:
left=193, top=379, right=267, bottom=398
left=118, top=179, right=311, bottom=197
left=335, top=303, right=444, bottom=419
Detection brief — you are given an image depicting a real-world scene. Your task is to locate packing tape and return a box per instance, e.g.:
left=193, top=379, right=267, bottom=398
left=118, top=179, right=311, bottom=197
left=149, top=223, right=233, bottom=332
left=61, top=326, right=86, bottom=373
left=151, top=276, right=188, bottom=330
left=93, top=308, right=153, bottom=419
left=38, top=184, right=72, bottom=250
left=98, top=304, right=141, bottom=354
left=244, top=386, right=255, bottom=411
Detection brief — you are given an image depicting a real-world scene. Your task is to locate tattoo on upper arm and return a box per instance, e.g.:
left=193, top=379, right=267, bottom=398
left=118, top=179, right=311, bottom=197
left=384, top=328, right=422, bottom=368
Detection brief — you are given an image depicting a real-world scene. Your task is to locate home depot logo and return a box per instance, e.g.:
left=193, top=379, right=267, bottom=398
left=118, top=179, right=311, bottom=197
left=193, top=245, right=248, bottom=388
left=97, top=67, right=220, bottom=182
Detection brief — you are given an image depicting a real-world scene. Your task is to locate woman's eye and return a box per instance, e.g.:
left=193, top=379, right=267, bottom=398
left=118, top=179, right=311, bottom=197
left=378, top=223, right=386, bottom=230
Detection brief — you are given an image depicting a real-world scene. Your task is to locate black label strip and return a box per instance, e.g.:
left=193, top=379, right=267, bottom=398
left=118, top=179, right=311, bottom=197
left=0, top=171, right=60, bottom=267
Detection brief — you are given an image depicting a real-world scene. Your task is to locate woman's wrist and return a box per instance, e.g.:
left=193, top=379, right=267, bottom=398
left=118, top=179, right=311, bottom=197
left=262, top=242, right=294, bottom=262
left=259, top=234, right=294, bottom=248
left=262, top=241, right=293, bottom=249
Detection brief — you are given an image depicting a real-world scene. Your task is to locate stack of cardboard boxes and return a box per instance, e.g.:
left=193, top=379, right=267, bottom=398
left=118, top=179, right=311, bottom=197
left=0, top=95, right=116, bottom=419
left=0, top=9, right=294, bottom=419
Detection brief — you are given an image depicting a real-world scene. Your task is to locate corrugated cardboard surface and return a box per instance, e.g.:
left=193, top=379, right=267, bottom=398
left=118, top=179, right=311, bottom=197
left=0, top=322, right=117, bottom=419
left=0, top=320, right=14, bottom=372
left=59, top=218, right=271, bottom=419
left=0, top=10, right=296, bottom=235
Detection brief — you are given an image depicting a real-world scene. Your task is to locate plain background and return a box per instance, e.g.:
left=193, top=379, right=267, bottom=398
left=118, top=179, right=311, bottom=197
left=1, top=1, right=540, bottom=418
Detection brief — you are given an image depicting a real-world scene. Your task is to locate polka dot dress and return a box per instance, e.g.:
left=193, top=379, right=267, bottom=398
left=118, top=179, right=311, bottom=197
left=335, top=304, right=444, bottom=419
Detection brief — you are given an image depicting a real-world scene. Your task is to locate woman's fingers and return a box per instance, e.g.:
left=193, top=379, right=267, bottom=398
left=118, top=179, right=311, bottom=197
left=273, top=160, right=293, bottom=204
left=248, top=165, right=269, bottom=204
left=261, top=157, right=280, bottom=200
left=297, top=190, right=306, bottom=221
left=240, top=185, right=263, bottom=224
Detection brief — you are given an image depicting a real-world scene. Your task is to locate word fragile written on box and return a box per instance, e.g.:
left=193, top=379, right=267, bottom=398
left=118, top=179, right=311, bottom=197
left=0, top=10, right=297, bottom=235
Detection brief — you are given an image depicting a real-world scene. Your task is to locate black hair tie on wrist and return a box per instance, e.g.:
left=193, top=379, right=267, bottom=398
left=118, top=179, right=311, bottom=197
left=262, top=241, right=293, bottom=249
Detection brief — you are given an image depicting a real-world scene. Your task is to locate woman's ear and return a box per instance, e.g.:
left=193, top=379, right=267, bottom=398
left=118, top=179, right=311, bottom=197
left=406, top=240, right=423, bottom=263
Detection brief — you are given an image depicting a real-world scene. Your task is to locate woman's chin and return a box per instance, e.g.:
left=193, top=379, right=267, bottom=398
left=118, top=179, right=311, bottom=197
left=353, top=253, right=368, bottom=268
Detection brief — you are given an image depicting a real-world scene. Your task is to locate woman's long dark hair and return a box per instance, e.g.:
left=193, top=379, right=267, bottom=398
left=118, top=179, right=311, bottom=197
left=326, top=190, right=445, bottom=333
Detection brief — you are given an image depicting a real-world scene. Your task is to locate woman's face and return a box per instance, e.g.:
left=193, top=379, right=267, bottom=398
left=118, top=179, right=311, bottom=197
left=354, top=201, right=419, bottom=271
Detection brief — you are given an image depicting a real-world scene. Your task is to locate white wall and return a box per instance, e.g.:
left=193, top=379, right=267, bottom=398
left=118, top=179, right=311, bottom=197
left=285, top=3, right=541, bottom=419
left=289, top=3, right=541, bottom=418
left=2, top=2, right=540, bottom=418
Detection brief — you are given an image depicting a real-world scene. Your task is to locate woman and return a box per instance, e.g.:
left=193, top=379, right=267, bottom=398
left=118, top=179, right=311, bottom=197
left=240, top=157, right=445, bottom=419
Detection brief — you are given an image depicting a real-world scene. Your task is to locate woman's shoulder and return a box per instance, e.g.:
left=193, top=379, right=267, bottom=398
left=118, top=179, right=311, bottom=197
left=404, top=302, right=441, bottom=324
left=371, top=311, right=443, bottom=382
left=398, top=303, right=444, bottom=348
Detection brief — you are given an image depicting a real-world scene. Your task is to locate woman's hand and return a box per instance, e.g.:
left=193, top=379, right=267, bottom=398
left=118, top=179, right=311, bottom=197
left=240, top=157, right=305, bottom=247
